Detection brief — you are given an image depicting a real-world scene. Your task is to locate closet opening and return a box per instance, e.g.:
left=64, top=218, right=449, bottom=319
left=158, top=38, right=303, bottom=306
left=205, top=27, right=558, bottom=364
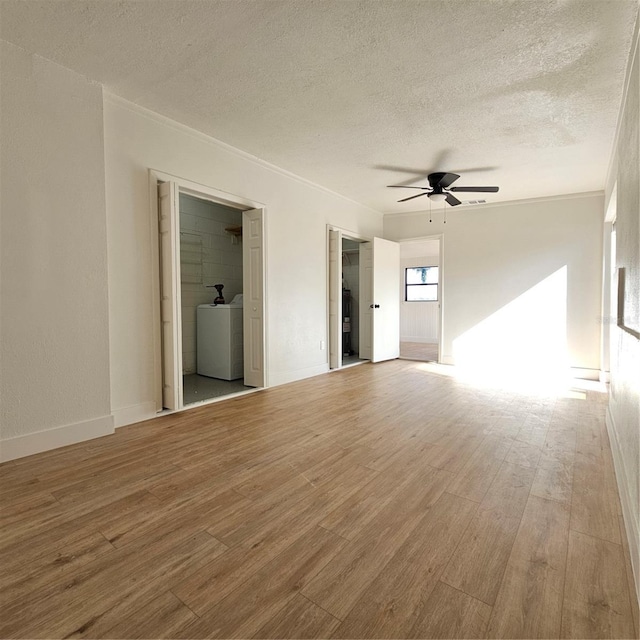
left=151, top=170, right=266, bottom=413
left=179, top=193, right=249, bottom=405
left=341, top=237, right=367, bottom=367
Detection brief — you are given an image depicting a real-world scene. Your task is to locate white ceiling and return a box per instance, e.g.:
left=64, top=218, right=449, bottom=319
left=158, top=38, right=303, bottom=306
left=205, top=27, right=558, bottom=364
left=1, top=0, right=637, bottom=214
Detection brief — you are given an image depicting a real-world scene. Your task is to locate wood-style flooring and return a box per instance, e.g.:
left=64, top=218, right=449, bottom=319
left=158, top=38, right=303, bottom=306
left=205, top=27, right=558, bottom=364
left=400, top=341, right=439, bottom=362
left=1, top=360, right=638, bottom=639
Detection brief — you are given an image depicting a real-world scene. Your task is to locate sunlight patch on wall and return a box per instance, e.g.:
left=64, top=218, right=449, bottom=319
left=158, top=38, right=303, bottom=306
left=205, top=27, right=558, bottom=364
left=452, top=266, right=569, bottom=391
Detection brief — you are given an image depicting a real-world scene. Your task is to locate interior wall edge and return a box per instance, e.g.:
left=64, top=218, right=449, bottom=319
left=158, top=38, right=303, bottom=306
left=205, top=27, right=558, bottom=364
left=606, top=405, right=640, bottom=608
left=112, top=401, right=157, bottom=429
left=1, top=39, right=112, bottom=446
left=0, top=415, right=114, bottom=463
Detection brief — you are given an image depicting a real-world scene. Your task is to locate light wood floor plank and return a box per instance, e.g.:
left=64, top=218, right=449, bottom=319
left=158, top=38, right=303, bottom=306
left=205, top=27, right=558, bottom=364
left=571, top=451, right=621, bottom=544
left=104, top=486, right=250, bottom=549
left=487, top=494, right=570, bottom=638
left=175, top=526, right=346, bottom=639
left=504, top=439, right=543, bottom=469
left=408, top=581, right=492, bottom=639
left=447, top=435, right=512, bottom=503
left=440, top=461, right=536, bottom=605
left=172, top=459, right=376, bottom=615
left=252, top=593, right=341, bottom=639
left=101, top=591, right=198, bottom=639
left=0, top=489, right=161, bottom=563
left=530, top=450, right=574, bottom=504
left=0, top=528, right=114, bottom=595
left=1, top=530, right=226, bottom=638
left=618, top=512, right=640, bottom=638
left=562, top=530, right=635, bottom=639
left=332, top=492, right=477, bottom=638
left=209, top=462, right=376, bottom=548
left=302, top=466, right=454, bottom=620
left=317, top=446, right=430, bottom=540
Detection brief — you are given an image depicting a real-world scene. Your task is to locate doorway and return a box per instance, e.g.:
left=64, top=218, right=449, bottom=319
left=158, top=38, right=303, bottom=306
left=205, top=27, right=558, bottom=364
left=341, top=238, right=367, bottom=366
left=151, top=171, right=267, bottom=412
left=398, top=236, right=442, bottom=363
left=178, top=193, right=248, bottom=405
left=328, top=228, right=400, bottom=369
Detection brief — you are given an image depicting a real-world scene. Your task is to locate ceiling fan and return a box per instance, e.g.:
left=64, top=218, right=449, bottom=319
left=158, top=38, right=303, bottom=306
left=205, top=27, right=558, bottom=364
left=389, top=172, right=499, bottom=206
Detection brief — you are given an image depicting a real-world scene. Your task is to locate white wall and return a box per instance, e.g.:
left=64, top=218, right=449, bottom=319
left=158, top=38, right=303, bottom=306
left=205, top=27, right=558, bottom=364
left=179, top=194, right=243, bottom=374
left=0, top=42, right=113, bottom=460
left=399, top=240, right=440, bottom=344
left=384, top=194, right=604, bottom=376
left=104, top=96, right=383, bottom=423
left=604, top=17, right=639, bottom=605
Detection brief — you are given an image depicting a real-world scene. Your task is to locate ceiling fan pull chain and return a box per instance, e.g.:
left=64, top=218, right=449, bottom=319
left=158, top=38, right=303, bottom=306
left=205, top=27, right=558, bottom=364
left=443, top=202, right=447, bottom=224
left=429, top=199, right=432, bottom=223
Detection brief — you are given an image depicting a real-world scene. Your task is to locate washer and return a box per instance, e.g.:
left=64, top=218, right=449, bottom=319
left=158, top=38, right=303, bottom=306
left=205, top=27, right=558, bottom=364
left=196, top=297, right=243, bottom=380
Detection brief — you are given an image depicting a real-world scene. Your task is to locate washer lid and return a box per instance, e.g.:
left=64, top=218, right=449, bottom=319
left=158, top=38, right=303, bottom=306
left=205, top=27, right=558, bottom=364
left=198, top=303, right=233, bottom=309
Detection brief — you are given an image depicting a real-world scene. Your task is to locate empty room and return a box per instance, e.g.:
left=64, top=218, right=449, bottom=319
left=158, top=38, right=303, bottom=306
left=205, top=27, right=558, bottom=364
left=1, top=1, right=638, bottom=638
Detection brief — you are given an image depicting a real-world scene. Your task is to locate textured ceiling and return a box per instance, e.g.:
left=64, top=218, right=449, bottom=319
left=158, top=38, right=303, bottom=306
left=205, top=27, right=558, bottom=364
left=1, top=0, right=637, bottom=213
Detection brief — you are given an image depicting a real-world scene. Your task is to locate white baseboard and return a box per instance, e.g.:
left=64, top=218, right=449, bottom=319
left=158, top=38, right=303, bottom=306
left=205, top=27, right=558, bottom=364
left=606, top=405, right=640, bottom=609
left=269, top=363, right=329, bottom=388
left=400, top=336, right=438, bottom=344
left=112, top=401, right=157, bottom=429
left=569, top=367, right=600, bottom=381
left=600, top=370, right=611, bottom=383
left=0, top=415, right=114, bottom=462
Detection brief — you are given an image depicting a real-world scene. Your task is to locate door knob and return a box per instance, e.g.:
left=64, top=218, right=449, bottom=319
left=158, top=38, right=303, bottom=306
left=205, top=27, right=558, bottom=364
left=370, top=304, right=380, bottom=309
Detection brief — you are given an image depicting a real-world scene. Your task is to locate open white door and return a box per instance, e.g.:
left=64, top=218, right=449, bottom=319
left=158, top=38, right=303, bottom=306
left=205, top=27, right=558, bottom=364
left=243, top=208, right=266, bottom=387
left=158, top=182, right=183, bottom=410
left=361, top=237, right=400, bottom=363
left=328, top=229, right=342, bottom=369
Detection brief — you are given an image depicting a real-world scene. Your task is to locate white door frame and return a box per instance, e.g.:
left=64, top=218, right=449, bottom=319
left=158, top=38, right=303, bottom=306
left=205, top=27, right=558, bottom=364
left=149, top=169, right=268, bottom=412
left=326, top=225, right=371, bottom=369
left=397, top=234, right=444, bottom=363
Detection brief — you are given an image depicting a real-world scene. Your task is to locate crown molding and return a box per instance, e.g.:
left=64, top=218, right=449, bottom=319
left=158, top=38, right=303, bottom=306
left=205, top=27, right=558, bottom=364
left=103, top=93, right=382, bottom=217
left=383, top=190, right=605, bottom=218
left=605, top=8, right=640, bottom=190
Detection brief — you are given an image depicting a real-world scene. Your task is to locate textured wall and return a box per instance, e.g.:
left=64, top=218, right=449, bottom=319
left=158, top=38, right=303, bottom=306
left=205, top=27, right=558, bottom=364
left=384, top=193, right=604, bottom=373
left=179, top=194, right=242, bottom=374
left=104, top=95, right=382, bottom=417
left=606, top=25, right=639, bottom=603
left=0, top=42, right=111, bottom=445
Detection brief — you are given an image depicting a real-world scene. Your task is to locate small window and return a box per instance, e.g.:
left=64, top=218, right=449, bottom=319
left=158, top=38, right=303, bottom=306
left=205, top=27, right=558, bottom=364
left=405, top=266, right=438, bottom=301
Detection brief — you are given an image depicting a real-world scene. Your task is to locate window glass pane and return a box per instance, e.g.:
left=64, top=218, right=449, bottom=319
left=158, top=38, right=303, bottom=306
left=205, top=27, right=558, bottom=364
left=406, top=266, right=438, bottom=285
left=406, top=267, right=426, bottom=284
left=406, top=284, right=437, bottom=301
left=425, top=266, right=439, bottom=284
